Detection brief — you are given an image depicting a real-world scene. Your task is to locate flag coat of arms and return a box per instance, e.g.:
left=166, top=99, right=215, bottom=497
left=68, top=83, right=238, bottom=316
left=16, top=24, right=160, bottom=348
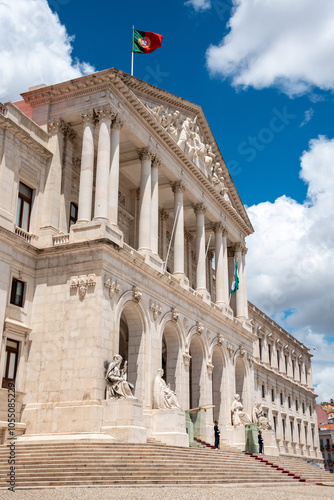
left=230, top=261, right=239, bottom=295
left=133, top=30, right=163, bottom=54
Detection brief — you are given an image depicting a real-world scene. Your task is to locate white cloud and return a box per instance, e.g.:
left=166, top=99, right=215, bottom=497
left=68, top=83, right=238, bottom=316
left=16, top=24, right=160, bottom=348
left=246, top=136, right=334, bottom=401
left=0, top=0, right=94, bottom=102
left=206, top=0, right=334, bottom=96
left=185, top=0, right=211, bottom=12
left=300, top=108, right=314, bottom=127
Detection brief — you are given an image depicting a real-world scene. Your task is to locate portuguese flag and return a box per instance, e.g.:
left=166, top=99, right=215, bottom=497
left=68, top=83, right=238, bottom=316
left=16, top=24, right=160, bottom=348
left=133, top=29, right=163, bottom=54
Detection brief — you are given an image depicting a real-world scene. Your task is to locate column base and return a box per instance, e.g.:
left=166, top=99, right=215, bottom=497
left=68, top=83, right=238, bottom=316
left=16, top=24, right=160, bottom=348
left=173, top=273, right=189, bottom=289
left=196, top=288, right=211, bottom=304
left=70, top=220, right=123, bottom=247
left=138, top=249, right=163, bottom=272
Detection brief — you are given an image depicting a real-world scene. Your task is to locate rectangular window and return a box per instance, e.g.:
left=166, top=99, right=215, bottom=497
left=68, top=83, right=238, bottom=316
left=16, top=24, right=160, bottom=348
left=268, top=344, right=272, bottom=365
left=302, top=402, right=305, bottom=413
left=2, top=339, right=19, bottom=389
left=285, top=354, right=288, bottom=373
left=277, top=350, right=280, bottom=370
left=16, top=182, right=33, bottom=232
left=309, top=405, right=312, bottom=416
left=305, top=425, right=308, bottom=445
left=271, top=388, right=275, bottom=402
left=305, top=369, right=308, bottom=384
left=259, top=338, right=262, bottom=361
left=10, top=278, right=25, bottom=307
left=69, top=202, right=78, bottom=229
left=298, top=423, right=301, bottom=443
left=292, top=360, right=295, bottom=379
left=288, top=396, right=291, bottom=408
left=262, top=384, right=265, bottom=399
left=280, top=392, right=283, bottom=405
left=295, top=399, right=299, bottom=411
left=273, top=415, right=277, bottom=434
left=282, top=419, right=286, bottom=440
left=299, top=364, right=302, bottom=382
left=320, top=439, right=323, bottom=449
left=290, top=421, right=294, bottom=441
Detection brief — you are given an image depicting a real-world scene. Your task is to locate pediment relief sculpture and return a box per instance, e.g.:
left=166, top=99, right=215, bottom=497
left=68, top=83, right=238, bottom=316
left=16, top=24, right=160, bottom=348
left=147, top=104, right=231, bottom=202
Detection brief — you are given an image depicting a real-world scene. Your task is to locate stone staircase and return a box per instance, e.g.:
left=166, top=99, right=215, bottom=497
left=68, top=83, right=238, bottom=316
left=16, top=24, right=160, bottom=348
left=247, top=453, right=334, bottom=485
left=0, top=440, right=331, bottom=489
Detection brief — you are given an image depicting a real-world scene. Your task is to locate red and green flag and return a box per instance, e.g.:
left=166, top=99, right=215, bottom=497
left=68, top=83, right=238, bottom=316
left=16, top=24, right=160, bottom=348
left=133, top=29, right=163, bottom=54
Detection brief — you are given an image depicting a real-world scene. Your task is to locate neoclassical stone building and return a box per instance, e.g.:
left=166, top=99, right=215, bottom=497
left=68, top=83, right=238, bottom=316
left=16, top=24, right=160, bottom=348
left=0, top=68, right=320, bottom=459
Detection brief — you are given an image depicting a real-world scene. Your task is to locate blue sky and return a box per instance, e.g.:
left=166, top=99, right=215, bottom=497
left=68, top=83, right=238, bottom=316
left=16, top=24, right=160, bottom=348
left=1, top=0, right=334, bottom=401
left=46, top=0, right=334, bottom=206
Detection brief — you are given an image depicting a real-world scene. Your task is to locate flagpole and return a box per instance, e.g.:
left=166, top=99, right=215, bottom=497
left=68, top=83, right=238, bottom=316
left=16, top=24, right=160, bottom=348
left=131, top=25, right=134, bottom=76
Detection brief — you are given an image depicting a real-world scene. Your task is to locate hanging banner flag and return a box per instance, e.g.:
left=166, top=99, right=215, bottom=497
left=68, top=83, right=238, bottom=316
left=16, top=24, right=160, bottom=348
left=230, top=261, right=239, bottom=295
left=133, top=30, right=163, bottom=54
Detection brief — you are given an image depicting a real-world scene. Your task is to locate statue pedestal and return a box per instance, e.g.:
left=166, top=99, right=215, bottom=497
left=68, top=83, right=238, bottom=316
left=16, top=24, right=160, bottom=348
left=245, top=424, right=259, bottom=453
left=101, top=399, right=147, bottom=443
left=151, top=408, right=189, bottom=447
left=226, top=425, right=245, bottom=450
left=262, top=428, right=279, bottom=456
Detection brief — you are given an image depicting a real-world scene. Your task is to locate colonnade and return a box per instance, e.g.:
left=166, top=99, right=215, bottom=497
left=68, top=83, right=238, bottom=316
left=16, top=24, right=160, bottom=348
left=74, top=105, right=248, bottom=318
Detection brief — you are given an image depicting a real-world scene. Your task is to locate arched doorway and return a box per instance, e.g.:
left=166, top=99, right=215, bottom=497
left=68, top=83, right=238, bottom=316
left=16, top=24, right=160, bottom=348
left=119, top=301, right=145, bottom=401
left=189, top=335, right=204, bottom=409
left=160, top=322, right=182, bottom=400
left=212, top=346, right=225, bottom=423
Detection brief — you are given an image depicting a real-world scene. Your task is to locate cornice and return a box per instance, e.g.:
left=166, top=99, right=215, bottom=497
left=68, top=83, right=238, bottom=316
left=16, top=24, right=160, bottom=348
left=0, top=114, right=52, bottom=160
left=248, top=301, right=311, bottom=358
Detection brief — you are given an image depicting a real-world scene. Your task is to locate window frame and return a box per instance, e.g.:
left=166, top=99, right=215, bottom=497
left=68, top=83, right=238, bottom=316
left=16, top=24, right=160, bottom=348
left=2, top=339, right=19, bottom=389
left=16, top=182, right=33, bottom=232
left=10, top=278, right=25, bottom=308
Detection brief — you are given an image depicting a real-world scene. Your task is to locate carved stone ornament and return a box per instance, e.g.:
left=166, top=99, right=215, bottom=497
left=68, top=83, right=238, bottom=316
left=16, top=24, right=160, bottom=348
left=171, top=308, right=179, bottom=322
left=217, top=333, right=224, bottom=345
left=160, top=209, right=169, bottom=222
left=207, top=361, right=214, bottom=376
left=183, top=350, right=191, bottom=367
left=95, top=105, right=115, bottom=122
left=193, top=202, right=207, bottom=215
left=183, top=317, right=189, bottom=329
left=284, top=344, right=289, bottom=353
left=227, top=343, right=234, bottom=358
left=104, top=278, right=120, bottom=299
left=150, top=301, right=162, bottom=320
left=81, top=110, right=95, bottom=125
left=138, top=146, right=154, bottom=162
left=112, top=114, right=123, bottom=130
left=248, top=354, right=254, bottom=366
left=132, top=286, right=142, bottom=302
left=48, top=118, right=70, bottom=136
left=70, top=274, right=96, bottom=297
left=171, top=180, right=186, bottom=194
left=196, top=321, right=204, bottom=334
left=239, top=345, right=245, bottom=357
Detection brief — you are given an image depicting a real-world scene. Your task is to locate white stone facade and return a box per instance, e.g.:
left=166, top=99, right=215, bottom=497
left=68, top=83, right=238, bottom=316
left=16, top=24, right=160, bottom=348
left=0, top=69, right=320, bottom=459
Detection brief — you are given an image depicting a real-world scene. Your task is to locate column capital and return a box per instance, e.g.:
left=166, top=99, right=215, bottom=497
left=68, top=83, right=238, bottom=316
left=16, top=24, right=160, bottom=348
left=95, top=105, right=115, bottom=123
left=160, top=208, right=169, bottom=222
left=184, top=228, right=193, bottom=242
left=112, top=114, right=124, bottom=130
left=48, top=118, right=70, bottom=136
left=138, top=146, right=154, bottom=161
left=193, top=202, right=207, bottom=215
left=171, top=180, right=186, bottom=194
left=207, top=249, right=214, bottom=261
left=234, top=241, right=245, bottom=253
left=213, top=221, right=227, bottom=236
left=81, top=111, right=95, bottom=125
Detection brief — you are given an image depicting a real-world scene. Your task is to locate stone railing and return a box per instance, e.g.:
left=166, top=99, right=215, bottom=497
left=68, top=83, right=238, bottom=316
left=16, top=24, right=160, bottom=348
left=53, top=234, right=70, bottom=246
left=14, top=225, right=38, bottom=244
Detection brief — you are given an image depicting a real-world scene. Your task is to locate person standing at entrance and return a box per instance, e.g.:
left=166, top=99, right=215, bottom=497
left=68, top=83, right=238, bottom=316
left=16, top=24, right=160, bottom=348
left=214, top=420, right=220, bottom=450
left=258, top=430, right=264, bottom=454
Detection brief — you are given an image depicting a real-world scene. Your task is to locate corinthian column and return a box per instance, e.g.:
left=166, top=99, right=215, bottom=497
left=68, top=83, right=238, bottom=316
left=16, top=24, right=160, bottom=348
left=138, top=147, right=153, bottom=253
left=151, top=156, right=161, bottom=254
left=78, top=111, right=95, bottom=222
left=214, top=222, right=229, bottom=306
left=94, top=105, right=114, bottom=221
left=108, top=115, right=123, bottom=226
left=172, top=181, right=186, bottom=277
left=194, top=203, right=208, bottom=294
